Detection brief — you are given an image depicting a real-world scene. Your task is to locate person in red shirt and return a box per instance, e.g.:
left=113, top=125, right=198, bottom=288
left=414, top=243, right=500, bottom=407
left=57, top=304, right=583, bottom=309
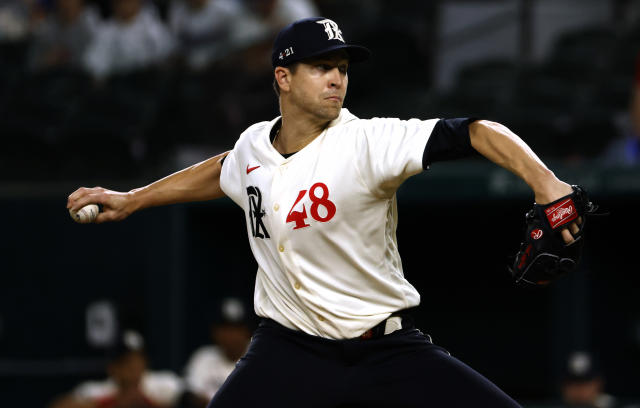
left=49, top=331, right=182, bottom=408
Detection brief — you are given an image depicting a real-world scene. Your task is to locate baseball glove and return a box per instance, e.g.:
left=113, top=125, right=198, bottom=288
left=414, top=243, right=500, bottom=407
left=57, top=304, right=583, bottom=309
left=509, top=185, right=598, bottom=287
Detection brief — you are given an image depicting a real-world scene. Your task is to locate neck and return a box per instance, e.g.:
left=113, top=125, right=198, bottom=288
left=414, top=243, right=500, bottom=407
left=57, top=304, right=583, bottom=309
left=275, top=105, right=336, bottom=155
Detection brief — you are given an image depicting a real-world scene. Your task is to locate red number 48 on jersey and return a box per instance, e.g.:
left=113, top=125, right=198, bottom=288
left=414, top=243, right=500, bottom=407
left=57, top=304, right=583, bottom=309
left=286, top=182, right=336, bottom=230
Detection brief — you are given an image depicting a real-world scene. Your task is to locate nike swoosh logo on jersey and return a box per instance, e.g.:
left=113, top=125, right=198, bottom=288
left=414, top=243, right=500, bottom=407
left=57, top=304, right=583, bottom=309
left=246, top=165, right=260, bottom=174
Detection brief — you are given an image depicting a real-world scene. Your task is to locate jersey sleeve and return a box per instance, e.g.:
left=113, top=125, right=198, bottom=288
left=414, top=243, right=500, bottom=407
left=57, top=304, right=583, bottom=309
left=422, top=117, right=479, bottom=167
left=354, top=117, right=438, bottom=197
left=219, top=148, right=243, bottom=207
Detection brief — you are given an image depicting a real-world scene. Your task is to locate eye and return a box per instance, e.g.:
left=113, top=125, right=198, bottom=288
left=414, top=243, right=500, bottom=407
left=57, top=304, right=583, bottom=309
left=339, top=65, right=349, bottom=74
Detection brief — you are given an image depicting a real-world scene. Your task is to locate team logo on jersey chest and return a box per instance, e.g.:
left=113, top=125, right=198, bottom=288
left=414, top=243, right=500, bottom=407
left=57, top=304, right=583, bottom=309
left=247, top=186, right=270, bottom=239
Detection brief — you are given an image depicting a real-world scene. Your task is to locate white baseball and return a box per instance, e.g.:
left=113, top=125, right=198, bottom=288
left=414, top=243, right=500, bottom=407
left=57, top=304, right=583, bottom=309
left=69, top=204, right=99, bottom=224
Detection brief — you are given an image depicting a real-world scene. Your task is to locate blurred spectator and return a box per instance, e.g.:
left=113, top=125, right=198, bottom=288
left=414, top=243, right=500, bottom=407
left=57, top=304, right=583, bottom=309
left=27, top=0, right=99, bottom=72
left=632, top=52, right=640, bottom=148
left=601, top=53, right=640, bottom=166
left=234, top=0, right=319, bottom=40
left=560, top=351, right=613, bottom=408
left=168, top=0, right=243, bottom=71
left=49, top=330, right=183, bottom=408
left=558, top=351, right=639, bottom=408
left=194, top=0, right=318, bottom=138
left=83, top=0, right=175, bottom=80
left=0, top=0, right=32, bottom=41
left=181, top=298, right=252, bottom=408
left=230, top=0, right=319, bottom=72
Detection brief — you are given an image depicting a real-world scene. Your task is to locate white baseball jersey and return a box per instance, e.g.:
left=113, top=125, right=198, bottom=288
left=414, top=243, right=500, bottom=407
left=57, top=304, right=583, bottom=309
left=220, top=108, right=438, bottom=339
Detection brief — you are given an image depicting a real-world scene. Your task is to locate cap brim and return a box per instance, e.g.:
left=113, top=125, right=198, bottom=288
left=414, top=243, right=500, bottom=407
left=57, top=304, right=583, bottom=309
left=282, top=44, right=371, bottom=66
left=341, top=44, right=371, bottom=63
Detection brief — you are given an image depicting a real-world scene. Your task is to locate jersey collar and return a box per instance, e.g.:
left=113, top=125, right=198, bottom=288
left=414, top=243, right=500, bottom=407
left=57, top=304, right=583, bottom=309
left=269, top=108, right=358, bottom=134
left=328, top=108, right=358, bottom=128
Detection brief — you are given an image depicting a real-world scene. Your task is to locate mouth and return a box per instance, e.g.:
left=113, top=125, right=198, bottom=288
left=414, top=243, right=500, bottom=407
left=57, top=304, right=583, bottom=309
left=325, top=95, right=342, bottom=103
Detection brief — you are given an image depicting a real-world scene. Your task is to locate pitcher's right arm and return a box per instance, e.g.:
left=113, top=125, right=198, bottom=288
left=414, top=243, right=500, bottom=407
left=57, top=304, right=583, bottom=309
left=67, top=151, right=230, bottom=223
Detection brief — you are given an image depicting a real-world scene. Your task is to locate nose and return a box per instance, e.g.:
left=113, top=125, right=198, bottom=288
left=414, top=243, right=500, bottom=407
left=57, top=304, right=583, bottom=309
left=328, top=67, right=344, bottom=88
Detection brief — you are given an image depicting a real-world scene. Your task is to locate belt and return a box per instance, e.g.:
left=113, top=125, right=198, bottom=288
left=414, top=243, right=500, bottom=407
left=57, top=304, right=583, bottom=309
left=359, top=313, right=410, bottom=340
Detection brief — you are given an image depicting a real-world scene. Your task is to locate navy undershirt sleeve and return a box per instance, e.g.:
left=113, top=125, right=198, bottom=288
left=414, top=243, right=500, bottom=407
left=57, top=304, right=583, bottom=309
left=422, top=118, right=479, bottom=169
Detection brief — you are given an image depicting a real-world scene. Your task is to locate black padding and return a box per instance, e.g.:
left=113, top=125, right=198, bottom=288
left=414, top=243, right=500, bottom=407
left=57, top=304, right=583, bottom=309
left=422, top=118, right=479, bottom=168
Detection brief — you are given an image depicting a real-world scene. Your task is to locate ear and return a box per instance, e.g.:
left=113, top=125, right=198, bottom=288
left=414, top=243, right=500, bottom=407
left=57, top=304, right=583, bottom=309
left=274, top=66, right=292, bottom=93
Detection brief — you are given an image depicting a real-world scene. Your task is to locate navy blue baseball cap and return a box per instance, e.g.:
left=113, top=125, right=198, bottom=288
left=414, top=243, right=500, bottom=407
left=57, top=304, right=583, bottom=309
left=272, top=17, right=371, bottom=68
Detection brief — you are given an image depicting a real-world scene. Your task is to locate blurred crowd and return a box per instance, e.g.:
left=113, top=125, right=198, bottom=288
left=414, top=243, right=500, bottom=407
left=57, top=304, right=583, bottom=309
left=4, top=0, right=318, bottom=76
left=48, top=297, right=253, bottom=408
left=44, top=303, right=640, bottom=408
left=0, top=0, right=327, bottom=181
left=0, top=0, right=639, bottom=182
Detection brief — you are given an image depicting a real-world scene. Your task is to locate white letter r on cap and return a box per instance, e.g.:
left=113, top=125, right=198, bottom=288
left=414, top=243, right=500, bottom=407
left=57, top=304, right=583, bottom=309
left=316, top=19, right=344, bottom=42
